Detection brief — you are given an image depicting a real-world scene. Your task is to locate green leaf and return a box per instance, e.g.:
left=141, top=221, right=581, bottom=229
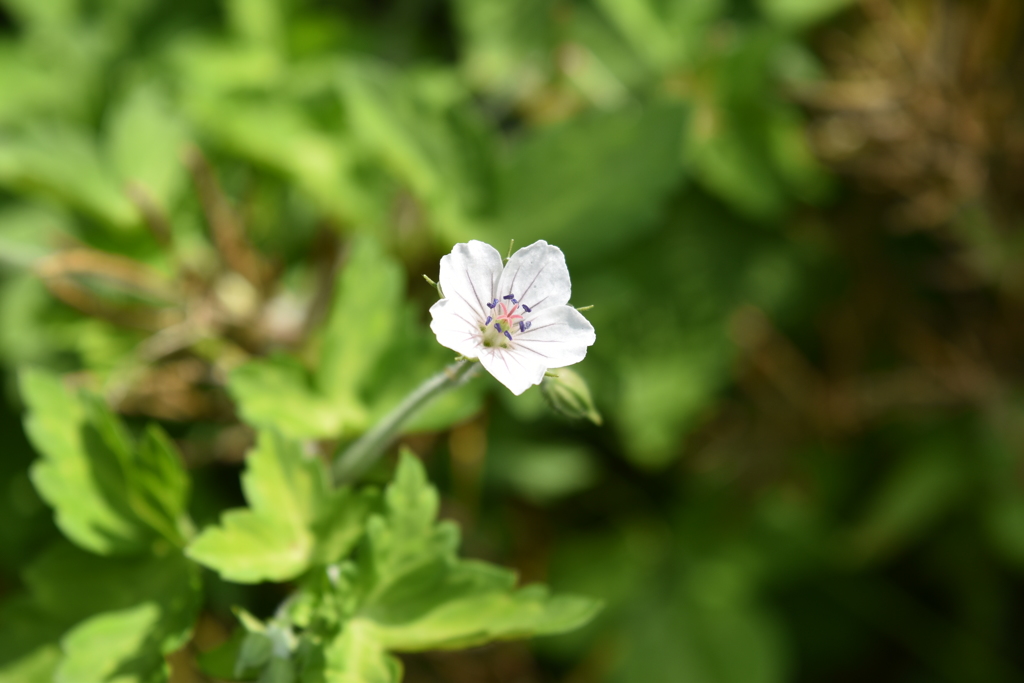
left=105, top=85, right=191, bottom=214
left=228, top=236, right=407, bottom=440
left=23, top=542, right=196, bottom=628
left=20, top=369, right=191, bottom=555
left=0, top=125, right=138, bottom=231
left=0, top=204, right=72, bottom=271
left=188, top=97, right=384, bottom=227
left=55, top=603, right=164, bottom=683
left=220, top=452, right=598, bottom=681
left=336, top=62, right=494, bottom=236
left=0, top=597, right=66, bottom=677
left=187, top=431, right=373, bottom=583
left=488, top=104, right=686, bottom=263
left=350, top=453, right=601, bottom=650
left=228, top=355, right=356, bottom=440
left=7, top=541, right=201, bottom=683
left=323, top=621, right=402, bottom=683
left=848, top=442, right=968, bottom=564
left=757, top=0, right=855, bottom=30
left=451, top=0, right=555, bottom=99
left=318, top=237, right=405, bottom=408
left=0, top=643, right=59, bottom=683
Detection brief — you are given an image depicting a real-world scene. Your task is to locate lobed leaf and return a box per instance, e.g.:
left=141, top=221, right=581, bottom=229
left=20, top=369, right=190, bottom=555
left=187, top=431, right=374, bottom=583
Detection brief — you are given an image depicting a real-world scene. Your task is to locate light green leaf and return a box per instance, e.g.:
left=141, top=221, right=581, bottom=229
left=0, top=204, right=72, bottom=271
left=188, top=509, right=314, bottom=585
left=757, top=0, right=854, bottom=30
left=337, top=62, right=494, bottom=237
left=221, top=452, right=598, bottom=681
left=364, top=563, right=602, bottom=651
left=228, top=236, right=406, bottom=441
left=318, top=236, right=405, bottom=407
left=20, top=370, right=158, bottom=554
left=105, top=85, right=191, bottom=214
left=350, top=453, right=601, bottom=650
left=228, top=355, right=357, bottom=440
left=592, top=0, right=683, bottom=69
left=451, top=0, right=555, bottom=99
left=0, top=126, right=138, bottom=231
left=55, top=603, right=164, bottom=683
left=323, top=622, right=402, bottom=683
left=188, top=97, right=384, bottom=226
left=226, top=0, right=284, bottom=45
left=187, top=431, right=372, bottom=583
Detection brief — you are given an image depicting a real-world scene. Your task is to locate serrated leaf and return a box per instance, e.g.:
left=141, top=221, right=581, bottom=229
left=20, top=369, right=191, bottom=555
left=187, top=431, right=372, bottom=583
left=351, top=452, right=601, bottom=651
left=364, top=563, right=602, bottom=651
left=222, top=452, right=598, bottom=682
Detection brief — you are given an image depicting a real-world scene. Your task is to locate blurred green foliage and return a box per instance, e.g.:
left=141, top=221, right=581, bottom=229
left=2, top=0, right=1024, bottom=681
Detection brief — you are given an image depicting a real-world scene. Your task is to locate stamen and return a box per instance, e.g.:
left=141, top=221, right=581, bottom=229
left=523, top=321, right=531, bottom=331
left=503, top=331, right=513, bottom=341
left=485, top=316, right=492, bottom=325
left=503, top=293, right=516, bottom=300
left=511, top=298, right=518, bottom=304
left=486, top=298, right=498, bottom=309
left=518, top=321, right=525, bottom=332
left=494, top=323, right=502, bottom=333
left=521, top=304, right=531, bottom=313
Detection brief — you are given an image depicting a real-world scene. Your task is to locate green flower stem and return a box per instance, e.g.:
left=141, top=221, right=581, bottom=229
left=332, top=360, right=479, bottom=484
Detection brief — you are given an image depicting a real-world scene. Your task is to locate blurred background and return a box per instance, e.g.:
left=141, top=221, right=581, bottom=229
left=2, top=0, right=1024, bottom=681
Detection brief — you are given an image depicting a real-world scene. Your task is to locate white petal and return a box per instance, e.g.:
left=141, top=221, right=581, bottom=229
left=429, top=298, right=485, bottom=359
left=437, top=240, right=503, bottom=320
left=497, top=240, right=571, bottom=313
left=477, top=345, right=547, bottom=396
left=512, top=305, right=595, bottom=369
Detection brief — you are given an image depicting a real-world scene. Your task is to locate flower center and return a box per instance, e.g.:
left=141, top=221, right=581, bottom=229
left=480, top=293, right=533, bottom=348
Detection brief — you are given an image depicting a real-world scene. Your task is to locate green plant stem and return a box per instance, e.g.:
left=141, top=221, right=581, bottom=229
left=332, top=360, right=479, bottom=484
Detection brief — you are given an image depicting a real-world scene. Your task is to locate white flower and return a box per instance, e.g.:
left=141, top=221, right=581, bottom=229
left=429, top=240, right=596, bottom=395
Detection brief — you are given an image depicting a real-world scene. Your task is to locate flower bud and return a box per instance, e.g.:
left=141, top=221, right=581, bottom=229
left=541, top=368, right=602, bottom=425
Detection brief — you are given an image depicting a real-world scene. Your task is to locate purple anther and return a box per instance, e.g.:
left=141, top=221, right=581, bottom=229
left=503, top=293, right=516, bottom=300
left=494, top=323, right=502, bottom=333
left=511, top=298, right=518, bottom=304
left=518, top=321, right=526, bottom=333
left=524, top=321, right=531, bottom=330
left=486, top=298, right=498, bottom=309
left=504, top=331, right=513, bottom=341
left=485, top=316, right=492, bottom=325
left=521, top=304, right=532, bottom=313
